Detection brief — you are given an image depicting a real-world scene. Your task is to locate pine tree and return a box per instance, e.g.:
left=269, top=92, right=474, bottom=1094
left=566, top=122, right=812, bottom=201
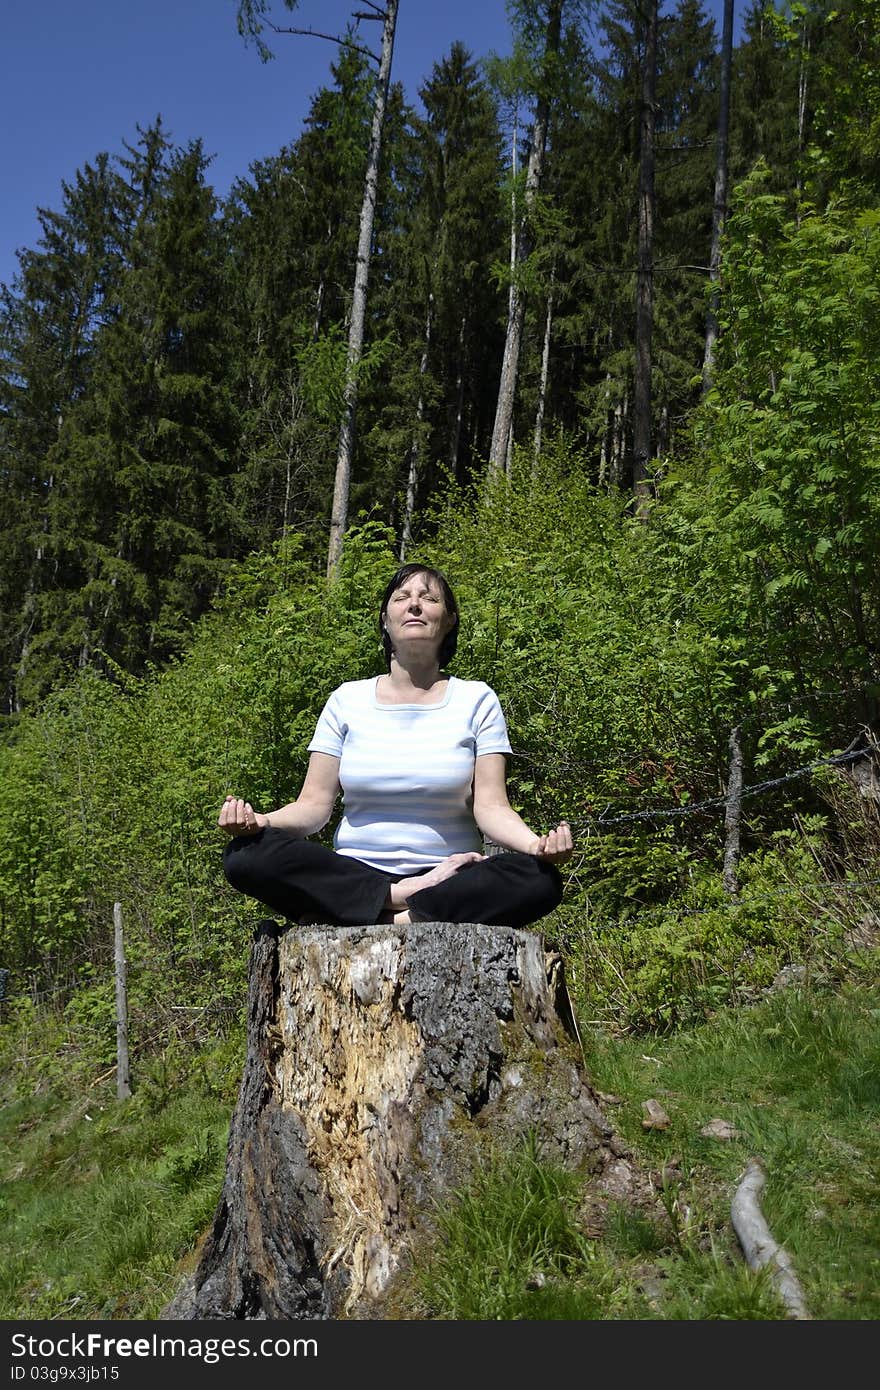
left=542, top=19, right=632, bottom=476
left=632, top=0, right=658, bottom=511
left=702, top=0, right=735, bottom=391
left=234, top=0, right=402, bottom=576
left=226, top=45, right=376, bottom=553
left=652, top=0, right=719, bottom=438
left=419, top=44, right=506, bottom=484
left=363, top=42, right=506, bottom=548
left=34, top=127, right=241, bottom=686
left=326, top=0, right=400, bottom=577
left=730, top=1, right=802, bottom=192
left=0, top=153, right=131, bottom=707
left=546, top=0, right=719, bottom=485
left=488, top=0, right=565, bottom=477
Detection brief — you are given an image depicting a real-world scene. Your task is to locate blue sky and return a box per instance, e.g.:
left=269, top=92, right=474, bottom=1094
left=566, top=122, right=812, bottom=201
left=2, top=0, right=740, bottom=292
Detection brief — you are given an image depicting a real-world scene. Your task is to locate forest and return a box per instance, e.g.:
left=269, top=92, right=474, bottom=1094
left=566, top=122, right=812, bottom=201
left=0, top=0, right=879, bottom=1323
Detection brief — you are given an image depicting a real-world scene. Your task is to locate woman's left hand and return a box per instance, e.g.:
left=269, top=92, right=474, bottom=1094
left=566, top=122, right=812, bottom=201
left=531, top=821, right=573, bottom=864
left=218, top=795, right=268, bottom=837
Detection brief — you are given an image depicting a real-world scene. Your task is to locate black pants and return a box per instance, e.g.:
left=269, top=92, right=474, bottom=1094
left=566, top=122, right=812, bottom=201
left=223, top=829, right=563, bottom=930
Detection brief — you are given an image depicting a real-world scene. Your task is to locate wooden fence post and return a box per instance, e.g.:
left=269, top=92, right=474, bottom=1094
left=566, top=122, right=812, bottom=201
left=114, top=901, right=131, bottom=1099
left=723, top=725, right=743, bottom=896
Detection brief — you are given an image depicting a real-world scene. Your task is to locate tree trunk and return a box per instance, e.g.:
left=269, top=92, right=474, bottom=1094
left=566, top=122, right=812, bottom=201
left=326, top=0, right=399, bottom=580
left=795, top=23, right=810, bottom=210
left=488, top=0, right=563, bottom=479
left=281, top=381, right=296, bottom=543
left=162, top=919, right=640, bottom=1321
left=448, top=314, right=467, bottom=478
left=399, top=294, right=434, bottom=561
left=611, top=392, right=628, bottom=490
left=532, top=269, right=555, bottom=467
left=632, top=0, right=658, bottom=518
left=488, top=118, right=522, bottom=480
left=701, top=0, right=734, bottom=395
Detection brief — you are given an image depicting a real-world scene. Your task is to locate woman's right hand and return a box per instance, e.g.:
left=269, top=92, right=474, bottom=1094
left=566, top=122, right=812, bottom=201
left=218, top=795, right=269, bottom=837
left=531, top=822, right=574, bottom=864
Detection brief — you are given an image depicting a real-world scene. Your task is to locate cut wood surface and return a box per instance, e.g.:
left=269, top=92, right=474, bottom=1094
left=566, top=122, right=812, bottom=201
left=163, top=919, right=639, bottom=1320
left=731, top=1157, right=810, bottom=1320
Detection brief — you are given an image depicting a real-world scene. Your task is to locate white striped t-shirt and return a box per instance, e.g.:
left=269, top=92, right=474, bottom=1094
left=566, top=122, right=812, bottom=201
left=307, top=676, right=513, bottom=874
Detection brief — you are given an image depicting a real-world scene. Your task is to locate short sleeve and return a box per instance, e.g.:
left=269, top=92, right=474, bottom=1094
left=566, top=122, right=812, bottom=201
left=307, top=689, right=347, bottom=758
left=474, top=685, right=513, bottom=756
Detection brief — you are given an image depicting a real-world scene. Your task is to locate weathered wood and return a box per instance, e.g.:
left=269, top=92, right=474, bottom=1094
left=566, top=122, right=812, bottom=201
left=701, top=0, right=735, bottom=394
left=731, top=1157, right=810, bottom=1320
left=326, top=0, right=399, bottom=578
left=487, top=0, right=562, bottom=479
left=113, top=902, right=131, bottom=1100
left=163, top=920, right=638, bottom=1321
left=723, top=724, right=743, bottom=896
left=632, top=0, right=658, bottom=517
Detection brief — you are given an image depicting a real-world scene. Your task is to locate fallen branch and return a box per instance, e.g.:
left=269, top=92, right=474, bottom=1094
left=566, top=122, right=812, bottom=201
left=731, top=1157, right=810, bottom=1319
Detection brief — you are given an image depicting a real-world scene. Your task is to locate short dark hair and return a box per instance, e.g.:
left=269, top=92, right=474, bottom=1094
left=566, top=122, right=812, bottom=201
left=379, top=563, right=460, bottom=670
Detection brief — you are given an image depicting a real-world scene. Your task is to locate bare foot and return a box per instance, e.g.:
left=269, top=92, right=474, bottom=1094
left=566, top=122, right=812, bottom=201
left=386, top=853, right=485, bottom=912
left=378, top=907, right=413, bottom=925
left=411, top=852, right=485, bottom=893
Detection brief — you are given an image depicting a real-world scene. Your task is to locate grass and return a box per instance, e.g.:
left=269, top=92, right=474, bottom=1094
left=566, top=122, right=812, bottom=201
left=0, top=1036, right=241, bottom=1320
left=581, top=979, right=880, bottom=1319
left=1, top=975, right=878, bottom=1320
left=401, top=976, right=880, bottom=1320
left=403, top=1134, right=642, bottom=1320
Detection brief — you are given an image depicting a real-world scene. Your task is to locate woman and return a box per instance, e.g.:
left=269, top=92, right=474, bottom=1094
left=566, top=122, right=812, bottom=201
left=219, top=563, right=573, bottom=929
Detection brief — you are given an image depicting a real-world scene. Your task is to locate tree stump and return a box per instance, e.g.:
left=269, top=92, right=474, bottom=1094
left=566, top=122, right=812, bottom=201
left=162, top=919, right=639, bottom=1320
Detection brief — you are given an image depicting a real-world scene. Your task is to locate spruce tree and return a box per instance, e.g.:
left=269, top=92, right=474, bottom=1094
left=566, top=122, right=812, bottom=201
left=488, top=0, right=565, bottom=477
left=653, top=0, right=719, bottom=443
left=363, top=42, right=506, bottom=546
left=0, top=153, right=131, bottom=707
left=547, top=0, right=719, bottom=484
left=730, top=0, right=802, bottom=192
left=418, top=43, right=506, bottom=485
left=226, top=45, right=376, bottom=555
left=35, top=126, right=241, bottom=685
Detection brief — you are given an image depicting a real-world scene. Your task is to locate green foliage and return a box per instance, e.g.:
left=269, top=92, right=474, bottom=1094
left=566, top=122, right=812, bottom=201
left=681, top=179, right=880, bottom=709
left=0, top=0, right=878, bottom=1325
left=0, top=521, right=399, bottom=1042
left=2, top=124, right=243, bottom=705
left=563, top=806, right=880, bottom=1035
left=363, top=39, right=506, bottom=513
left=296, top=323, right=395, bottom=424
left=5, top=0, right=869, bottom=714
left=811, top=0, right=880, bottom=200
left=7, top=977, right=879, bottom=1319
left=5, top=401, right=877, bottom=1051
left=411, top=1135, right=637, bottom=1320
left=0, top=1041, right=235, bottom=1319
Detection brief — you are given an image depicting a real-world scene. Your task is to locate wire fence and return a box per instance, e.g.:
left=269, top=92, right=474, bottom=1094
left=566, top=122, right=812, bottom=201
left=568, top=746, right=870, bottom=830
left=557, top=873, right=880, bottom=929
left=2, top=710, right=878, bottom=1021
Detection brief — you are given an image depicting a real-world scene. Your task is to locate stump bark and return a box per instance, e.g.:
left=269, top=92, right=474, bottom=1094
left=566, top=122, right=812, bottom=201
left=163, top=919, right=638, bottom=1320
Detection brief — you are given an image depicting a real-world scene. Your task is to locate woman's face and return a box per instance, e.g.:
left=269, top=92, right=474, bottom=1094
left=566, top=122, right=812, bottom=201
left=383, top=572, right=456, bottom=659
